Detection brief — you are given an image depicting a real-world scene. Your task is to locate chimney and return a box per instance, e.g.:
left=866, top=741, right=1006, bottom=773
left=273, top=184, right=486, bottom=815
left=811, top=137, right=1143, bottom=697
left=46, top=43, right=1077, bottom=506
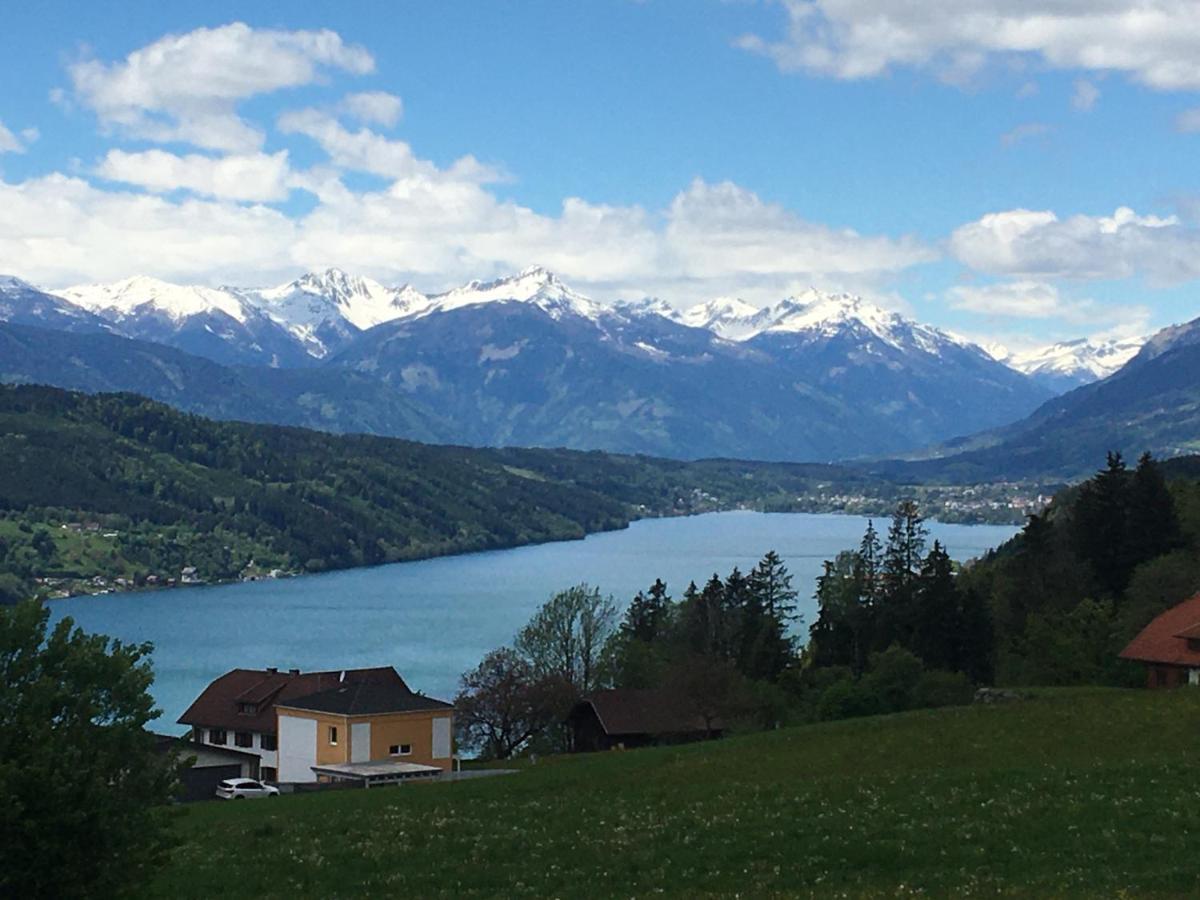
left=266, top=667, right=278, bottom=674
left=288, top=668, right=300, bottom=676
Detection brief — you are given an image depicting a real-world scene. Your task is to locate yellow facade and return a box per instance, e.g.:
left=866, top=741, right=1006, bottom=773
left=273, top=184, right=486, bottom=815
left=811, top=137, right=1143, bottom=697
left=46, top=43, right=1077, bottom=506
left=275, top=706, right=454, bottom=772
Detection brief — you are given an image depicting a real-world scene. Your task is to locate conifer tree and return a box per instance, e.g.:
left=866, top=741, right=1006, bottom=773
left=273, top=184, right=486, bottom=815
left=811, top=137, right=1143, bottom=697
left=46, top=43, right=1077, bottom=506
left=1127, top=452, right=1181, bottom=572
left=1073, top=451, right=1131, bottom=597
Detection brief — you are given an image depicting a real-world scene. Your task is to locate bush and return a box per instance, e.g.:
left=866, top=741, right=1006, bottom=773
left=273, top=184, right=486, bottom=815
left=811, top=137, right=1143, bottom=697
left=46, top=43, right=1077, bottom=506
left=912, top=669, right=973, bottom=709
left=817, top=677, right=882, bottom=721
left=862, top=645, right=924, bottom=713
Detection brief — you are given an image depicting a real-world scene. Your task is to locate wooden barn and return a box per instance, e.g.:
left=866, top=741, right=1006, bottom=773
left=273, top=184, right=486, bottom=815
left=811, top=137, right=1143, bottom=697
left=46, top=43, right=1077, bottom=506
left=567, top=689, right=721, bottom=753
left=1119, top=592, right=1200, bottom=688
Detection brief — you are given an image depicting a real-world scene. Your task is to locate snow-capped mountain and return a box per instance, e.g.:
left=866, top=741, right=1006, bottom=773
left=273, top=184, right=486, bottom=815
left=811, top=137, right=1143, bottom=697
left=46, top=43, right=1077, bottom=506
left=57, top=276, right=313, bottom=368
left=251, top=269, right=430, bottom=358
left=681, top=289, right=991, bottom=361
left=0, top=275, right=113, bottom=333
left=610, top=297, right=680, bottom=321
left=681, top=297, right=774, bottom=340
left=60, top=276, right=254, bottom=322
left=990, top=336, right=1147, bottom=392
left=421, top=266, right=603, bottom=321
left=1, top=265, right=1057, bottom=461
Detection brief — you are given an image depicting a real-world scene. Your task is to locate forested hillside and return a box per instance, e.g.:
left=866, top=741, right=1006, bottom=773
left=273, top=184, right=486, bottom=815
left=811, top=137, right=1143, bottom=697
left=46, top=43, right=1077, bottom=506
left=0, top=385, right=893, bottom=603
left=812, top=453, right=1200, bottom=692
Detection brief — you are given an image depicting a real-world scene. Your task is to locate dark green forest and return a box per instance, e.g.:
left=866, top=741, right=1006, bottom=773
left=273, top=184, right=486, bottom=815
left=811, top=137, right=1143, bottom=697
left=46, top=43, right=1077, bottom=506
left=0, top=384, right=900, bottom=603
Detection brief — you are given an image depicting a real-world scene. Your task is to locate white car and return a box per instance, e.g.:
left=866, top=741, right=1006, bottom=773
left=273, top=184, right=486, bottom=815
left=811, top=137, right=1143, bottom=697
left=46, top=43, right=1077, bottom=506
left=215, top=778, right=279, bottom=800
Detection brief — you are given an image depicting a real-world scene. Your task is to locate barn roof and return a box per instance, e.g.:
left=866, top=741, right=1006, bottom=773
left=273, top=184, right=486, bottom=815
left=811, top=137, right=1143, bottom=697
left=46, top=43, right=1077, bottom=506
left=571, top=689, right=716, bottom=737
left=1119, top=593, right=1200, bottom=667
left=178, top=667, right=407, bottom=733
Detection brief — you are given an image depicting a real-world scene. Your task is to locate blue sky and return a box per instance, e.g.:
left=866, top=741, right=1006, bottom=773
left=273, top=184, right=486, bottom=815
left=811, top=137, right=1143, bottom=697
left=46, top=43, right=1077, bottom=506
left=3, top=0, right=1200, bottom=351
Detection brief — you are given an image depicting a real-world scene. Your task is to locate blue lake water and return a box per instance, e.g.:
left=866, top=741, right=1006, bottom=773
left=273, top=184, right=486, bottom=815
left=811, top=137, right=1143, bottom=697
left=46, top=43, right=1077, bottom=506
left=47, top=511, right=1018, bottom=733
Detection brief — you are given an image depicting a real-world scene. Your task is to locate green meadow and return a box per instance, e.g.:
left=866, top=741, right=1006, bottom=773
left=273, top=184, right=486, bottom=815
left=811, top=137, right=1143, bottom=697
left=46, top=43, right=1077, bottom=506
left=148, top=688, right=1200, bottom=898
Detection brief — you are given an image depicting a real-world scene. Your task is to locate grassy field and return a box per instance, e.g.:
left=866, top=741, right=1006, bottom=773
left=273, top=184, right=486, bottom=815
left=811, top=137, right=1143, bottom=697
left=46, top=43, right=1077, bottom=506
left=148, top=688, right=1200, bottom=898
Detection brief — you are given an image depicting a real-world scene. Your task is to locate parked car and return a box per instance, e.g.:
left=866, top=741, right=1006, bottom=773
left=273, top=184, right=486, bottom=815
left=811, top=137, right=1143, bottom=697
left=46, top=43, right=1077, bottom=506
left=216, top=778, right=279, bottom=800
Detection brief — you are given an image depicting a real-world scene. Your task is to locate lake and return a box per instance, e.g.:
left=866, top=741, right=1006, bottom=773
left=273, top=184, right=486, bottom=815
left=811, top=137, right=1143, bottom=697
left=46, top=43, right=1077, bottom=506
left=48, top=511, right=1019, bottom=733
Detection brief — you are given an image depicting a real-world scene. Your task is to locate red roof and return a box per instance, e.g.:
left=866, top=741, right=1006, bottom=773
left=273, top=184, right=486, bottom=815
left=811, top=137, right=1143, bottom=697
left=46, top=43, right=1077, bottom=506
left=178, top=667, right=407, bottom=733
left=1119, top=593, right=1200, bottom=667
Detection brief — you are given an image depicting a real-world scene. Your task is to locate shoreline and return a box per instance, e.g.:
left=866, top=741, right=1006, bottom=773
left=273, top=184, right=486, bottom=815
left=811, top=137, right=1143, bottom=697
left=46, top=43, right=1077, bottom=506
left=44, top=503, right=1025, bottom=607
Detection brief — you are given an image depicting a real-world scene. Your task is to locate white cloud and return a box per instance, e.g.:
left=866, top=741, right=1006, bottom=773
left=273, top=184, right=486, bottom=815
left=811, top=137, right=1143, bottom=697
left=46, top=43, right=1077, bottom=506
left=949, top=206, right=1200, bottom=284
left=948, top=279, right=1095, bottom=320
left=1175, top=107, right=1200, bottom=132
left=0, top=173, right=297, bottom=286
left=95, top=149, right=294, bottom=202
left=67, top=23, right=374, bottom=152
left=0, top=162, right=934, bottom=306
left=341, top=91, right=403, bottom=127
left=0, top=120, right=34, bottom=153
left=739, top=1, right=1200, bottom=90
left=278, top=107, right=503, bottom=185
left=1001, top=122, right=1050, bottom=147
left=1072, top=78, right=1101, bottom=110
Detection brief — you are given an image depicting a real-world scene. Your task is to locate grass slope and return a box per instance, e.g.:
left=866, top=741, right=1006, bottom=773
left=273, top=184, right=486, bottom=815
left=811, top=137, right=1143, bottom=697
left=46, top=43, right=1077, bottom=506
left=151, top=689, right=1200, bottom=898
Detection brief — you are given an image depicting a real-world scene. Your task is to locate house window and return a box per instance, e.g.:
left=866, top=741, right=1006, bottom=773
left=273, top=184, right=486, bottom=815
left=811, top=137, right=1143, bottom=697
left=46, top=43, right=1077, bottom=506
left=234, top=732, right=253, bottom=748
left=328, top=725, right=338, bottom=745
left=261, top=734, right=277, bottom=751
left=237, top=702, right=258, bottom=715
left=209, top=729, right=227, bottom=745
left=261, top=767, right=277, bottom=783
left=389, top=744, right=412, bottom=756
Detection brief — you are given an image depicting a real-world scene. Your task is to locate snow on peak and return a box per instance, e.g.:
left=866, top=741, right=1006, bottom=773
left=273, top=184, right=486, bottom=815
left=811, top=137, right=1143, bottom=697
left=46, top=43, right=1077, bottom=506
left=680, top=297, right=774, bottom=339
left=610, top=297, right=680, bottom=320
left=255, top=268, right=429, bottom=332
left=1003, top=335, right=1147, bottom=382
left=681, top=289, right=965, bottom=354
left=0, top=275, right=39, bottom=294
left=59, top=276, right=253, bottom=323
left=427, top=267, right=601, bottom=320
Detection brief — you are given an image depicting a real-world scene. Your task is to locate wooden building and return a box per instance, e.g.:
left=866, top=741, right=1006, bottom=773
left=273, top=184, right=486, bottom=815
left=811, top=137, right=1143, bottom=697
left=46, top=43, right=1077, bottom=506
left=568, top=689, right=721, bottom=753
left=1119, top=592, right=1200, bottom=688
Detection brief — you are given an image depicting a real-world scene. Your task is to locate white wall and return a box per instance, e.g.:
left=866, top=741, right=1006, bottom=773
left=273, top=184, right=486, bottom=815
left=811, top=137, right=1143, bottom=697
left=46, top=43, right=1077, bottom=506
left=277, top=715, right=318, bottom=783
left=350, top=722, right=371, bottom=763
left=201, top=728, right=278, bottom=771
left=432, top=716, right=451, bottom=760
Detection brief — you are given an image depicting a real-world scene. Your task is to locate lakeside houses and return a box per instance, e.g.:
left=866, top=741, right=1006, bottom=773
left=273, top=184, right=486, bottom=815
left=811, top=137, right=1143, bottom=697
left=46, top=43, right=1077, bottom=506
left=178, top=666, right=454, bottom=784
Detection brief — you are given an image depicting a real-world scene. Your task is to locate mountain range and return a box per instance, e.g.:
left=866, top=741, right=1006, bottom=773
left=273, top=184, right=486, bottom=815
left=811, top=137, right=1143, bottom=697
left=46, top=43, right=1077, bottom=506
left=876, top=315, right=1200, bottom=482
left=0, top=265, right=1186, bottom=473
left=0, top=267, right=1061, bottom=461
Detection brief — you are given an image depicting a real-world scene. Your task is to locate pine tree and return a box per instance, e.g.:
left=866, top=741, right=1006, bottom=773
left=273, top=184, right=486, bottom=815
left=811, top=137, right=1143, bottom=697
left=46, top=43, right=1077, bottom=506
left=1073, top=451, right=1131, bottom=597
left=621, top=578, right=672, bottom=643
left=855, top=520, right=883, bottom=606
left=879, top=500, right=927, bottom=649
left=911, top=541, right=959, bottom=670
left=741, top=552, right=800, bottom=681
left=1126, top=452, right=1181, bottom=573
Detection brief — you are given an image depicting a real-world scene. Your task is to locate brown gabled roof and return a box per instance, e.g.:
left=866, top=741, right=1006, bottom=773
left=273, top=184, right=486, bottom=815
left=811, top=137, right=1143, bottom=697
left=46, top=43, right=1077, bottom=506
left=178, top=667, right=407, bottom=733
left=278, top=681, right=453, bottom=717
left=1119, top=593, right=1200, bottom=667
left=571, top=689, right=716, bottom=737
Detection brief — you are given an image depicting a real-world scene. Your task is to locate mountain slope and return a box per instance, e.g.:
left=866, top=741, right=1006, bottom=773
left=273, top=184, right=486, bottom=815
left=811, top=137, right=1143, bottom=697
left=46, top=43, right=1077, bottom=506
left=0, top=322, right=448, bottom=441
left=0, top=276, right=113, bottom=334
left=991, top=337, right=1146, bottom=392
left=876, top=317, right=1200, bottom=482
left=58, top=276, right=313, bottom=368
left=250, top=268, right=430, bottom=358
